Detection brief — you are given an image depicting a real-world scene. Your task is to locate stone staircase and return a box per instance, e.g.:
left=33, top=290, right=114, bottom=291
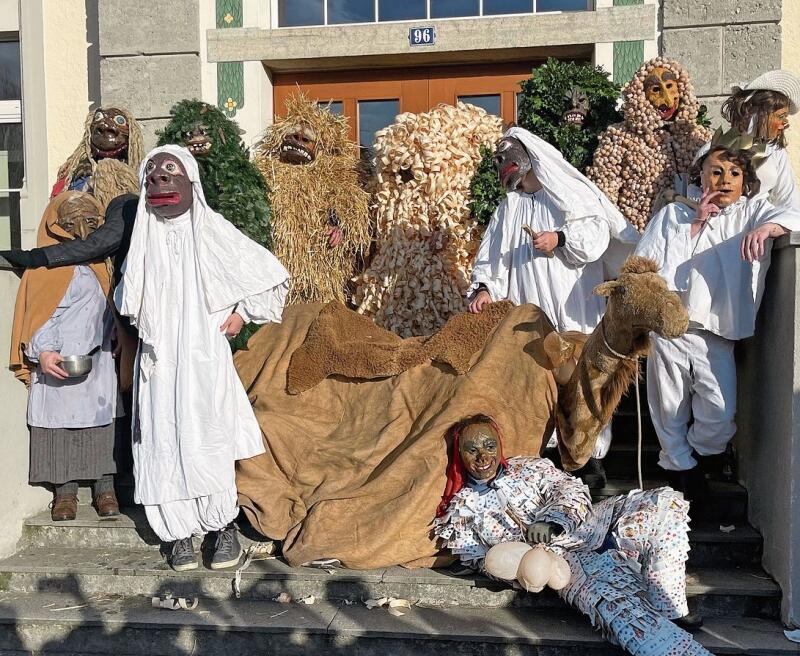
left=0, top=389, right=795, bottom=654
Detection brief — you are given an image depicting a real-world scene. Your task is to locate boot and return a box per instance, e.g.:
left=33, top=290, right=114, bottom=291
left=575, top=457, right=607, bottom=491
left=665, top=467, right=708, bottom=507
left=674, top=611, right=704, bottom=631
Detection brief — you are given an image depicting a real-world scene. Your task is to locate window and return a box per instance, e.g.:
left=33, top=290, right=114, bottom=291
left=358, top=99, right=399, bottom=158
left=278, top=0, right=324, bottom=27
left=0, top=39, right=22, bottom=250
left=536, top=0, right=589, bottom=12
left=430, top=0, right=480, bottom=18
left=277, top=0, right=589, bottom=26
left=459, top=94, right=501, bottom=117
left=484, top=0, right=533, bottom=14
left=328, top=0, right=374, bottom=24
left=0, top=41, right=21, bottom=101
left=316, top=100, right=344, bottom=115
left=379, top=0, right=426, bottom=21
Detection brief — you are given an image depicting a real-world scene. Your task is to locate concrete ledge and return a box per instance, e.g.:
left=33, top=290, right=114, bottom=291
left=663, top=0, right=782, bottom=29
left=207, top=5, right=656, bottom=70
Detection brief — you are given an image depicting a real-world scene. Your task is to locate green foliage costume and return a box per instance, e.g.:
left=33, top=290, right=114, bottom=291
left=469, top=59, right=621, bottom=225
left=157, top=100, right=271, bottom=247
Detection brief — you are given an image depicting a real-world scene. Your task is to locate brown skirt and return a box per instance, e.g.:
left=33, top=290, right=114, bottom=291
left=29, top=424, right=117, bottom=485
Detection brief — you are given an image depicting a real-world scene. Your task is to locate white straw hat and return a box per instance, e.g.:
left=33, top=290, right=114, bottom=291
left=740, top=70, right=800, bottom=115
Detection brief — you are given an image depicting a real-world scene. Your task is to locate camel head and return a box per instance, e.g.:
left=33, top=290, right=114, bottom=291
left=594, top=256, right=688, bottom=353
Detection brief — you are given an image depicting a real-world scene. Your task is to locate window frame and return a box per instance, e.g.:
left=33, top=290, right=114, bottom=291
left=271, top=0, right=594, bottom=28
left=0, top=35, right=23, bottom=250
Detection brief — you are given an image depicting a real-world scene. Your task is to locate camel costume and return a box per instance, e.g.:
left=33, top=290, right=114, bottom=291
left=10, top=192, right=119, bottom=491
left=470, top=128, right=640, bottom=458
left=233, top=257, right=688, bottom=568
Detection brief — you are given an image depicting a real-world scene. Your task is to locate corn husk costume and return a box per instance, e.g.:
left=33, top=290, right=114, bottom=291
left=587, top=58, right=712, bottom=232
left=353, top=103, right=503, bottom=337
left=254, top=94, right=370, bottom=305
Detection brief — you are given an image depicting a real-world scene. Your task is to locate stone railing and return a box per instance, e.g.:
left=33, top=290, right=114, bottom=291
left=736, top=232, right=800, bottom=628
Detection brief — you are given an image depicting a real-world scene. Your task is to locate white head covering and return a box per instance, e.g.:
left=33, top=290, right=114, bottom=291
left=505, top=127, right=640, bottom=244
left=116, top=145, right=289, bottom=351
left=740, top=69, right=800, bottom=115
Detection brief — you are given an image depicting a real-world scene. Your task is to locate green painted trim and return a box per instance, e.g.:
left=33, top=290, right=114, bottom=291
left=613, top=40, right=644, bottom=84
left=216, top=0, right=244, bottom=117
left=216, top=0, right=243, bottom=28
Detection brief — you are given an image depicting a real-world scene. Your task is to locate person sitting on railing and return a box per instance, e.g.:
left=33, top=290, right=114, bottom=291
left=635, top=128, right=800, bottom=505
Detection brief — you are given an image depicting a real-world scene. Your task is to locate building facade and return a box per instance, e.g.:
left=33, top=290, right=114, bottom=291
left=1, top=0, right=800, bottom=625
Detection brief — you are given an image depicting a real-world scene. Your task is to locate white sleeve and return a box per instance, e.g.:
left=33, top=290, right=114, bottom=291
left=235, top=279, right=290, bottom=325
left=769, top=149, right=800, bottom=211
left=560, top=215, right=611, bottom=266
left=751, top=196, right=800, bottom=233
left=634, top=206, right=671, bottom=272
left=468, top=207, right=510, bottom=302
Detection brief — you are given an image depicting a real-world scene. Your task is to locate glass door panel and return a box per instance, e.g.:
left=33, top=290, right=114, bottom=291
left=358, top=99, right=400, bottom=158
left=458, top=94, right=501, bottom=117
left=430, top=0, right=480, bottom=18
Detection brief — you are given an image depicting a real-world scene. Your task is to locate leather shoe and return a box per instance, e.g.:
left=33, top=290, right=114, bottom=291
left=93, top=490, right=120, bottom=517
left=51, top=494, right=78, bottom=521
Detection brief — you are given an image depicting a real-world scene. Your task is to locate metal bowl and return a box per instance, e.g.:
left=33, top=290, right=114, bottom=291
left=61, top=355, right=93, bottom=378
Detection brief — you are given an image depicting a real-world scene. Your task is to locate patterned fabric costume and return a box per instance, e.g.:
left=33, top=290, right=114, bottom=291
left=434, top=457, right=711, bottom=656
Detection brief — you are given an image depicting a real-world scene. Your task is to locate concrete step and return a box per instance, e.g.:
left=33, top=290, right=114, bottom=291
left=0, top=591, right=793, bottom=656
left=593, top=479, right=748, bottom=522
left=0, top=546, right=780, bottom=618
left=20, top=506, right=762, bottom=568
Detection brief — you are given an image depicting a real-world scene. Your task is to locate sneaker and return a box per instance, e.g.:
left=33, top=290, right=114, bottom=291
left=168, top=537, right=198, bottom=572
left=210, top=524, right=243, bottom=570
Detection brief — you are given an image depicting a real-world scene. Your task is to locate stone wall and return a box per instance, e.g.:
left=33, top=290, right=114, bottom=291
left=661, top=0, right=783, bottom=126
left=98, top=0, right=202, bottom=149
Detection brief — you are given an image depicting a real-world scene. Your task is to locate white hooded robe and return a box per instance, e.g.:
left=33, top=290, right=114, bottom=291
left=116, top=146, right=289, bottom=541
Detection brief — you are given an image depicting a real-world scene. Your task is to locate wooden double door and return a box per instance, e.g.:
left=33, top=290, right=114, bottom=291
left=273, top=62, right=543, bottom=153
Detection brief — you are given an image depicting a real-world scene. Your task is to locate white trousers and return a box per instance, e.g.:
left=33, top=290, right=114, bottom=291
left=144, top=486, right=238, bottom=542
left=647, top=329, right=737, bottom=472
left=546, top=423, right=613, bottom=459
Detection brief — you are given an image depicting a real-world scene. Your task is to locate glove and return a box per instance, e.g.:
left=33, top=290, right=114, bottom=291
left=0, top=248, right=48, bottom=269
left=525, top=521, right=564, bottom=545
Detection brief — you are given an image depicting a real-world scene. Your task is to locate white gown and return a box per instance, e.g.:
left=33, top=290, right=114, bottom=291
left=470, top=190, right=609, bottom=333
left=117, top=145, right=290, bottom=542
left=132, top=213, right=284, bottom=540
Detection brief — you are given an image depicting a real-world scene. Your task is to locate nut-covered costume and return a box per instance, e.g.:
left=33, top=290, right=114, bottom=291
left=587, top=58, right=712, bottom=231
left=435, top=456, right=710, bottom=656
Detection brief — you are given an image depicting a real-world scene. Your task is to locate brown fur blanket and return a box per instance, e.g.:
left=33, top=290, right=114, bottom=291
left=234, top=302, right=559, bottom=569
left=287, top=300, right=513, bottom=394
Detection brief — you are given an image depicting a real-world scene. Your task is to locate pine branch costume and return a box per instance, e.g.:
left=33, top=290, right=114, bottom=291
left=587, top=58, right=712, bottom=232
left=254, top=94, right=371, bottom=306
left=469, top=58, right=621, bottom=226
left=156, top=100, right=271, bottom=247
